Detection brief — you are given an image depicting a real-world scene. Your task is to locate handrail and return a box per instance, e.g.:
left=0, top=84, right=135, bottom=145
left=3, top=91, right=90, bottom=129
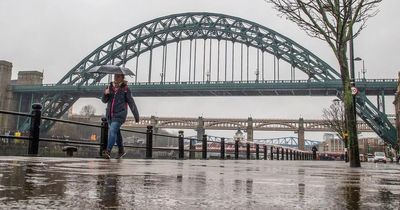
left=0, top=105, right=313, bottom=160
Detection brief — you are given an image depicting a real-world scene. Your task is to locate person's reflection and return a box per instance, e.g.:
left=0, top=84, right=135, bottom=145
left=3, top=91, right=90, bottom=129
left=246, top=179, right=253, bottom=195
left=341, top=172, right=361, bottom=210
left=297, top=168, right=305, bottom=203
left=97, top=174, right=119, bottom=209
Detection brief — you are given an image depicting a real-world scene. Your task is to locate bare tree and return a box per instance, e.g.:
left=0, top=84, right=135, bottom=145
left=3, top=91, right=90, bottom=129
left=80, top=105, right=96, bottom=117
left=323, top=100, right=346, bottom=141
left=266, top=0, right=382, bottom=167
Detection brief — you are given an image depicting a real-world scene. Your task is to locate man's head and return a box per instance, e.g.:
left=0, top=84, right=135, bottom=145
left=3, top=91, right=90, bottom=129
left=114, top=74, right=125, bottom=83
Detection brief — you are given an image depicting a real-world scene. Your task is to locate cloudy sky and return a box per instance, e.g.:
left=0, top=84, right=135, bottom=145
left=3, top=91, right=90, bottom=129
left=1, top=0, right=399, bottom=140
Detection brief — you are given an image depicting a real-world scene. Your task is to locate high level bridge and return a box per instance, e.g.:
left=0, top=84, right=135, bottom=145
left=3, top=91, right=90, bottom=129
left=1, top=12, right=397, bottom=146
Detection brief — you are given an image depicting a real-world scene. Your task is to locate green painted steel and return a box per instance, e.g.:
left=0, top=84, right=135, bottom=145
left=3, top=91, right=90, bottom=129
left=11, top=79, right=396, bottom=96
left=15, top=12, right=397, bottom=146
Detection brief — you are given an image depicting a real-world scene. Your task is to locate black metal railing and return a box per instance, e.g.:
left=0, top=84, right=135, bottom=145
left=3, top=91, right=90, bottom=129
left=0, top=103, right=314, bottom=160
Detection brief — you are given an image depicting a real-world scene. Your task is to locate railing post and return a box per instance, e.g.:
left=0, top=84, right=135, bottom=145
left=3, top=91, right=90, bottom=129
left=99, top=117, right=109, bottom=157
left=270, top=146, right=274, bottom=160
left=256, top=144, right=260, bottom=160
left=277, top=147, right=280, bottom=160
left=28, top=103, right=42, bottom=155
left=220, top=137, right=225, bottom=159
left=246, top=143, right=251, bottom=160
left=189, top=138, right=195, bottom=159
left=146, top=125, right=153, bottom=159
left=202, top=134, right=207, bottom=159
left=286, top=148, right=289, bottom=160
left=235, top=140, right=239, bottom=160
left=263, top=145, right=267, bottom=160
left=178, top=130, right=184, bottom=159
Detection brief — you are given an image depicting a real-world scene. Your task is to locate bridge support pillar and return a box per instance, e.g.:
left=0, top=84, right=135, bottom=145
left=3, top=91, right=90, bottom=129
left=263, top=145, right=267, bottom=160
left=246, top=117, right=253, bottom=142
left=297, top=118, right=305, bottom=150
left=197, top=116, right=205, bottom=143
left=0, top=61, right=14, bottom=131
left=286, top=148, right=288, bottom=160
left=150, top=116, right=159, bottom=146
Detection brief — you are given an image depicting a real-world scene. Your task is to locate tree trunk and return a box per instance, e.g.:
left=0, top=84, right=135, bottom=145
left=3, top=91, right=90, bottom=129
left=338, top=48, right=361, bottom=167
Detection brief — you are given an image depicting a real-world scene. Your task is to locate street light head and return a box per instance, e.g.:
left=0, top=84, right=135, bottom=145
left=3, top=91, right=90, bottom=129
left=354, top=57, right=362, bottom=61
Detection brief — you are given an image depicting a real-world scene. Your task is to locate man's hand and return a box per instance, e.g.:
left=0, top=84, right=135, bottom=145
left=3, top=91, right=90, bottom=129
left=104, top=86, right=110, bottom=95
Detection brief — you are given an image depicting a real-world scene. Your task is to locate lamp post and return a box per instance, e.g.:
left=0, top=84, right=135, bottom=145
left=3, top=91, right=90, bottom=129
left=354, top=57, right=366, bottom=81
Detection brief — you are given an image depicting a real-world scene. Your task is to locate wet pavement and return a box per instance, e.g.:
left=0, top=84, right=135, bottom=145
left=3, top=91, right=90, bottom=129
left=0, top=157, right=400, bottom=210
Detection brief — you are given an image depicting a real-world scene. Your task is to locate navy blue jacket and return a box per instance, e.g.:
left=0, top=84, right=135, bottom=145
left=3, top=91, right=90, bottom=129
left=101, top=82, right=139, bottom=124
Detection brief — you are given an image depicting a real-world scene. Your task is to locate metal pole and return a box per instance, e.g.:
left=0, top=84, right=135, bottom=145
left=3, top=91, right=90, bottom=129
left=276, top=147, right=280, bottom=160
left=189, top=40, right=192, bottom=82
left=241, top=43, right=243, bottom=81
left=135, top=55, right=139, bottom=84
left=246, top=143, right=251, bottom=160
left=178, top=130, right=184, bottom=159
left=146, top=125, right=153, bottom=158
left=264, top=145, right=267, bottom=160
left=203, top=39, right=206, bottom=82
left=175, top=42, right=179, bottom=82
left=28, top=103, right=42, bottom=155
left=247, top=45, right=249, bottom=82
left=220, top=137, right=225, bottom=159
left=189, top=138, right=195, bottom=159
left=179, top=41, right=182, bottom=82
left=232, top=42, right=235, bottom=81
left=256, top=144, right=260, bottom=160
left=148, top=48, right=153, bottom=83
left=286, top=148, right=289, bottom=160
left=262, top=51, right=265, bottom=82
left=270, top=146, right=274, bottom=160
left=194, top=39, right=197, bottom=82
left=235, top=140, right=239, bottom=160
left=225, top=40, right=227, bottom=81
left=100, top=117, right=109, bottom=157
left=217, top=40, right=220, bottom=82
left=209, top=39, right=212, bottom=81
left=202, top=134, right=207, bottom=159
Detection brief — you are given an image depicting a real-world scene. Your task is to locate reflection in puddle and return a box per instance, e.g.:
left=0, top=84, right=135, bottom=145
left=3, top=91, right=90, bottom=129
left=0, top=157, right=399, bottom=209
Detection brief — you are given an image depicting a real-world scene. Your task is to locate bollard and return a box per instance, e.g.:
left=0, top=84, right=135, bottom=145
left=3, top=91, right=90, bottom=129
left=28, top=103, right=42, bottom=155
left=286, top=148, right=289, bottom=160
left=202, top=134, right=207, bottom=159
left=263, top=145, right=267, bottom=160
left=235, top=140, right=239, bottom=160
left=220, top=138, right=225, bottom=159
left=246, top=143, right=251, bottom=160
left=146, top=125, right=153, bottom=159
left=99, top=117, right=109, bottom=157
left=270, top=146, right=274, bottom=160
left=189, top=138, right=195, bottom=159
left=256, top=144, right=260, bottom=160
left=178, top=131, right=184, bottom=159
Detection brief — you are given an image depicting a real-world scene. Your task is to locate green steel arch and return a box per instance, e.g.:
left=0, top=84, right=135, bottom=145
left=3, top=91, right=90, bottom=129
left=22, top=12, right=396, bottom=147
left=41, top=12, right=341, bottom=124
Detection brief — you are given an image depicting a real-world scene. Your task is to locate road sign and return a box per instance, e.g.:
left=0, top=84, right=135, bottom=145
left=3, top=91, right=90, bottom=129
left=351, top=86, right=358, bottom=95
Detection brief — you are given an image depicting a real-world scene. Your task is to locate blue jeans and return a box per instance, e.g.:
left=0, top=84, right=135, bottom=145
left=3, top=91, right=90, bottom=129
left=107, top=121, right=123, bottom=152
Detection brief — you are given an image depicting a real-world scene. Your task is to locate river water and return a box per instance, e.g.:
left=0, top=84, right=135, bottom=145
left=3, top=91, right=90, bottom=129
left=0, top=156, right=399, bottom=209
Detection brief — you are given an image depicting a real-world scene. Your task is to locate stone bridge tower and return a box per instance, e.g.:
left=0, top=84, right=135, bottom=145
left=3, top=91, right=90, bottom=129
left=0, top=61, right=13, bottom=131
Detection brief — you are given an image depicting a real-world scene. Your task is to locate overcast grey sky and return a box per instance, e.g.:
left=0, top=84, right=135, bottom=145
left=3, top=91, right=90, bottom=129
left=1, top=0, right=399, bottom=140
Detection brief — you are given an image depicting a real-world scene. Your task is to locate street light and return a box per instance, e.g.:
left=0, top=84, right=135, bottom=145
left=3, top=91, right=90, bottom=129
left=354, top=57, right=366, bottom=81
